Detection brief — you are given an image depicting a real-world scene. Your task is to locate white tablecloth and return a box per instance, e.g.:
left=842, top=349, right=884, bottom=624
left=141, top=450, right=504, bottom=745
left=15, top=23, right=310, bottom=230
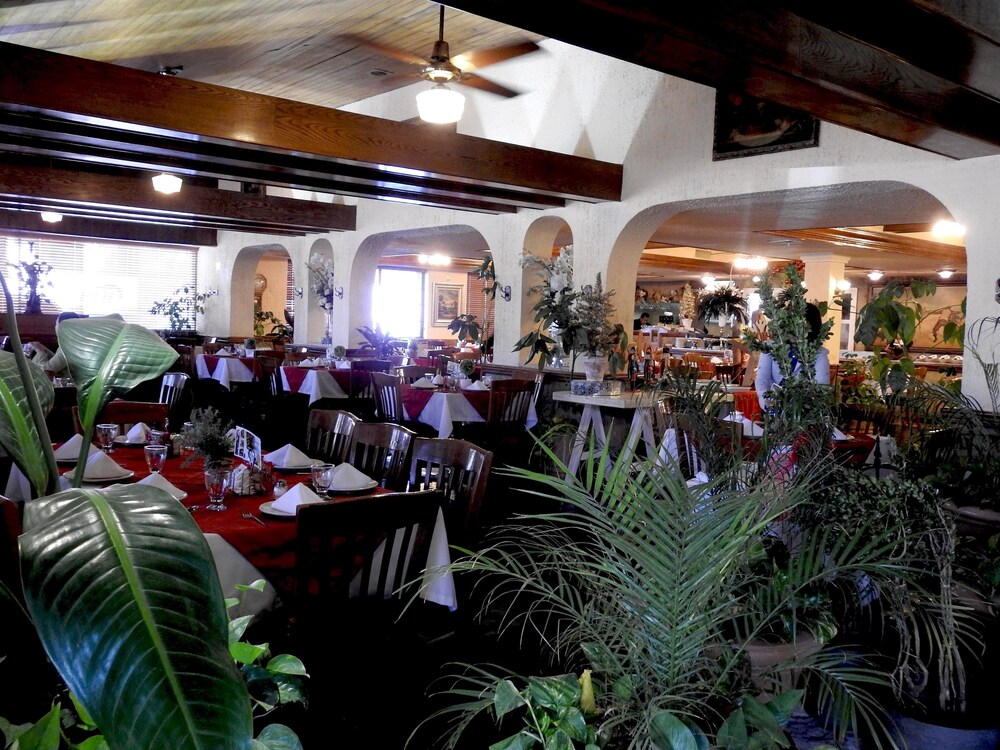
left=195, top=354, right=254, bottom=390
left=404, top=391, right=538, bottom=439
left=279, top=367, right=349, bottom=404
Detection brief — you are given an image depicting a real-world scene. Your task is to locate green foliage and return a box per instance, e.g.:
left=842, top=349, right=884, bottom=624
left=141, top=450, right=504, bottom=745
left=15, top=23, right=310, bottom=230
left=696, top=286, right=749, bottom=327
left=253, top=302, right=291, bottom=339
left=149, top=286, right=214, bottom=332
left=485, top=673, right=600, bottom=750
left=356, top=325, right=404, bottom=356
left=448, top=314, right=481, bottom=345
left=181, top=406, right=235, bottom=469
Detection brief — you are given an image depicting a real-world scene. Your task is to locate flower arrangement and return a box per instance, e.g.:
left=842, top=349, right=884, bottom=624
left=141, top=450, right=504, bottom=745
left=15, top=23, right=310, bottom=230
left=332, top=344, right=346, bottom=359
left=180, top=406, right=234, bottom=469
left=563, top=274, right=627, bottom=370
left=306, top=252, right=336, bottom=312
left=459, top=358, right=476, bottom=377
left=513, top=246, right=579, bottom=369
left=9, top=248, right=53, bottom=314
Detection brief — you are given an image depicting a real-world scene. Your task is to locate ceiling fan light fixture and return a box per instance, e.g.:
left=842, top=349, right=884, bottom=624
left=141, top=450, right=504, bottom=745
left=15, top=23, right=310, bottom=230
left=39, top=211, right=63, bottom=223
left=416, top=83, right=465, bottom=124
left=868, top=270, right=884, bottom=281
left=152, top=172, right=183, bottom=194
left=733, top=255, right=769, bottom=271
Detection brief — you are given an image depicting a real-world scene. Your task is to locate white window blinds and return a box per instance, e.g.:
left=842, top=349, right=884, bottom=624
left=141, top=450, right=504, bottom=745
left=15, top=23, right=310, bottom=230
left=0, top=236, right=198, bottom=330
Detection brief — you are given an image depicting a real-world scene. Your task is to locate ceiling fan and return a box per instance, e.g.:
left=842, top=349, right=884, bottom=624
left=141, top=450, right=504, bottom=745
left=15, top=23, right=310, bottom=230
left=361, top=4, right=540, bottom=121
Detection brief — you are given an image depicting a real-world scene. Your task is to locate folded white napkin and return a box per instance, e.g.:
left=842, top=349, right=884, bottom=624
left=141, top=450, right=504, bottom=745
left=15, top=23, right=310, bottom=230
left=412, top=377, right=437, bottom=389
left=742, top=419, right=764, bottom=438
left=137, top=471, right=186, bottom=500
left=462, top=380, right=488, bottom=391
left=722, top=412, right=742, bottom=422
left=216, top=349, right=236, bottom=357
left=831, top=428, right=849, bottom=441
left=334, top=359, right=351, bottom=370
left=126, top=422, right=150, bottom=443
left=328, top=463, right=374, bottom=490
left=264, top=443, right=320, bottom=468
left=431, top=374, right=445, bottom=385
left=271, top=483, right=325, bottom=513
left=300, top=357, right=322, bottom=367
left=69, top=451, right=128, bottom=481
left=686, top=471, right=710, bottom=487
left=710, top=356, right=724, bottom=365
left=54, top=433, right=99, bottom=461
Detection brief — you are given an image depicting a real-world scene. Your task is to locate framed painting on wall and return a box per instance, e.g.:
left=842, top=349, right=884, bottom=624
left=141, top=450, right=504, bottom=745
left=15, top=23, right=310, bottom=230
left=433, top=282, right=463, bottom=326
left=872, top=283, right=966, bottom=352
left=712, top=90, right=820, bottom=160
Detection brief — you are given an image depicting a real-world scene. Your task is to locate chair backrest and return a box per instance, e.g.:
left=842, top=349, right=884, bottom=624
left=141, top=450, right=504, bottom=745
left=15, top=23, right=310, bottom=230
left=0, top=496, right=23, bottom=600
left=393, top=365, right=436, bottom=384
left=349, top=422, right=416, bottom=490
left=72, top=400, right=170, bottom=435
left=350, top=359, right=392, bottom=398
left=159, top=372, right=190, bottom=408
left=283, top=349, right=311, bottom=366
left=305, top=409, right=360, bottom=465
left=172, top=344, right=194, bottom=375
left=202, top=341, right=224, bottom=355
left=408, top=437, right=492, bottom=543
left=713, top=364, right=740, bottom=385
left=254, top=353, right=283, bottom=396
left=295, top=489, right=442, bottom=610
left=487, top=378, right=534, bottom=424
left=370, top=371, right=403, bottom=421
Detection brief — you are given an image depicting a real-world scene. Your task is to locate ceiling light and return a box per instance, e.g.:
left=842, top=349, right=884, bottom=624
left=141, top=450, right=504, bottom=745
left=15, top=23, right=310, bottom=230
left=931, top=220, right=966, bottom=239
left=867, top=270, right=884, bottom=281
left=418, top=253, right=450, bottom=266
left=835, top=279, right=852, bottom=292
left=152, top=173, right=183, bottom=194
left=938, top=269, right=955, bottom=279
left=733, top=256, right=769, bottom=271
left=751, top=275, right=762, bottom=284
left=416, top=83, right=465, bottom=124
left=701, top=274, right=716, bottom=287
left=39, top=211, right=63, bottom=223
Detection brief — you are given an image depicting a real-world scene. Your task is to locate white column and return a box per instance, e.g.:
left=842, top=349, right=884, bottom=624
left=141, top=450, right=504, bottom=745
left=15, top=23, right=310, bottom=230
left=799, top=253, right=850, bottom=364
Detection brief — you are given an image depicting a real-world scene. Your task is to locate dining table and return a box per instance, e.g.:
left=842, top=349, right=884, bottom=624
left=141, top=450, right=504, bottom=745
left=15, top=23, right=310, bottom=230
left=401, top=382, right=538, bottom=439
left=278, top=364, right=352, bottom=404
left=195, top=353, right=258, bottom=389
left=44, top=441, right=458, bottom=616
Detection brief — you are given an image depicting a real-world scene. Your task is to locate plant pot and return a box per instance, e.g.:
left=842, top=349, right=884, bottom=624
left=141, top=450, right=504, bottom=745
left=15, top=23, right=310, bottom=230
left=744, top=632, right=822, bottom=698
left=579, top=354, right=609, bottom=381
left=880, top=713, right=1000, bottom=750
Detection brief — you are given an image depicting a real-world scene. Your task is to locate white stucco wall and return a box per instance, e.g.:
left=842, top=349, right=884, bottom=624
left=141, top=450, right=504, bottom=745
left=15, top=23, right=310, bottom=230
left=203, top=39, right=1000, bottom=407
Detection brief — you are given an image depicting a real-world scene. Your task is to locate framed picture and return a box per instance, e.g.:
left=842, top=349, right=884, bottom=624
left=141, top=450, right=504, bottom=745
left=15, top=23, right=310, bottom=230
left=712, top=90, right=820, bottom=160
left=433, top=282, right=463, bottom=325
left=872, top=283, right=966, bottom=352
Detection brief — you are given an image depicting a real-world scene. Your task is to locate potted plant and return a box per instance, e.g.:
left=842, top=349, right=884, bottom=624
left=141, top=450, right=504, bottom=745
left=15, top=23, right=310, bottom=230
left=180, top=405, right=235, bottom=470
left=356, top=324, right=404, bottom=357
left=8, top=250, right=52, bottom=314
left=513, top=247, right=579, bottom=370
left=149, top=285, right=214, bottom=333
left=697, top=285, right=749, bottom=335
left=448, top=253, right=498, bottom=357
left=561, top=273, right=628, bottom=380
left=0, top=272, right=298, bottom=748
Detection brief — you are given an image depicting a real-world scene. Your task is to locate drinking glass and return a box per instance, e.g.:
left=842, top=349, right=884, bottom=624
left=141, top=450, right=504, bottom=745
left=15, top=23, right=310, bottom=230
left=96, top=423, right=119, bottom=453
left=148, top=429, right=170, bottom=447
left=204, top=468, right=232, bottom=512
left=311, top=463, right=335, bottom=494
left=144, top=445, right=168, bottom=474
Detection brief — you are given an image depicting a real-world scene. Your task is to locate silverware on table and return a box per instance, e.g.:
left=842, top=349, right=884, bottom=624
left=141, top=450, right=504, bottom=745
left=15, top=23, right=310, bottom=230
left=241, top=509, right=267, bottom=527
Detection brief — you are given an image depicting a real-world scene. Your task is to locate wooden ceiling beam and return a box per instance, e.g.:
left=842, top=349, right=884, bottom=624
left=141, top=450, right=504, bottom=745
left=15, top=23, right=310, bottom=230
left=0, top=209, right=217, bottom=246
left=639, top=253, right=736, bottom=274
left=443, top=0, right=1000, bottom=159
left=759, top=227, right=966, bottom=264
left=0, top=162, right=356, bottom=235
left=0, top=42, right=622, bottom=212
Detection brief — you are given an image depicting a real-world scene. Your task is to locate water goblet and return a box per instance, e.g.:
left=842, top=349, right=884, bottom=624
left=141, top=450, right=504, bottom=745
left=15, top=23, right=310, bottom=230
left=96, top=423, right=119, bottom=453
left=204, top=467, right=232, bottom=512
left=311, top=463, right=335, bottom=494
left=144, top=445, right=168, bottom=475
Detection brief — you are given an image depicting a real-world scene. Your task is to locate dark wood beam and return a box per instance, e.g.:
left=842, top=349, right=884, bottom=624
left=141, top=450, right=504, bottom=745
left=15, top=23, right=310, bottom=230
left=443, top=0, right=1000, bottom=159
left=0, top=162, right=356, bottom=235
left=760, top=227, right=966, bottom=264
left=640, top=252, right=736, bottom=274
left=0, top=42, right=622, bottom=213
left=0, top=209, right=217, bottom=246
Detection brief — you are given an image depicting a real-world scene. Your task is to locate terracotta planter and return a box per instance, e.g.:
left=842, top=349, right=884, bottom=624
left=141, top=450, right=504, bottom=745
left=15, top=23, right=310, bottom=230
left=744, top=632, right=822, bottom=697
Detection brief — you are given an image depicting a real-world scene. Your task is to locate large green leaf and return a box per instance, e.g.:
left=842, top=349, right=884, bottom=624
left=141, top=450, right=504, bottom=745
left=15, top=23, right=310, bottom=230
left=58, top=317, right=177, bottom=442
left=0, top=350, right=54, bottom=497
left=19, top=484, right=252, bottom=750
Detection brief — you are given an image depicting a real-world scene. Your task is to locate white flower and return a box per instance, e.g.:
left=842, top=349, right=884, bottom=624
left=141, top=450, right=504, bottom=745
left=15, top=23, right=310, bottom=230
left=306, top=253, right=336, bottom=311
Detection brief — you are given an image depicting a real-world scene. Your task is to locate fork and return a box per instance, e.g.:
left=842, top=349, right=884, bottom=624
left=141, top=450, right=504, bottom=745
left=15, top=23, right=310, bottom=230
left=241, top=509, right=267, bottom=527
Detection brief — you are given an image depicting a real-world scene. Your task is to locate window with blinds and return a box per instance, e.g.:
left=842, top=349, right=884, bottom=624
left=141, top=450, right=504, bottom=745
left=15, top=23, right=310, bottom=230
left=467, top=272, right=495, bottom=341
left=0, top=236, right=198, bottom=329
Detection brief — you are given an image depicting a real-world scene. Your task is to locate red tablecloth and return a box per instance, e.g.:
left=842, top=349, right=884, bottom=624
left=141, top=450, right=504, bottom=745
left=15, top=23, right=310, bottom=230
left=400, top=385, right=490, bottom=420
left=201, top=355, right=257, bottom=374
left=733, top=390, right=762, bottom=421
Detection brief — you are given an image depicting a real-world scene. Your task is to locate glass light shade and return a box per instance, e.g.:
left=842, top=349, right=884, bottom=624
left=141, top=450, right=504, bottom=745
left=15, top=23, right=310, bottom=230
left=416, top=84, right=465, bottom=124
left=835, top=279, right=852, bottom=292
left=39, top=211, right=63, bottom=223
left=152, top=172, right=183, bottom=194
left=938, top=269, right=955, bottom=279
left=931, top=220, right=965, bottom=239
left=867, top=270, right=884, bottom=281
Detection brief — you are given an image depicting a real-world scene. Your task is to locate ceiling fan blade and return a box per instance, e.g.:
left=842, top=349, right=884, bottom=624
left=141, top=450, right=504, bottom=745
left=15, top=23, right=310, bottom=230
left=457, top=41, right=540, bottom=71
left=458, top=73, right=521, bottom=99
left=342, top=33, right=428, bottom=69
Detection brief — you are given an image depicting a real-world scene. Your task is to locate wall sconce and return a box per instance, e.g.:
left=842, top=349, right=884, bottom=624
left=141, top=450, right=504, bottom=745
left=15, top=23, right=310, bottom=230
left=333, top=287, right=344, bottom=299
left=151, top=172, right=183, bottom=194
left=39, top=211, right=63, bottom=223
left=500, top=285, right=512, bottom=302
left=207, top=289, right=219, bottom=296
left=295, top=287, right=304, bottom=299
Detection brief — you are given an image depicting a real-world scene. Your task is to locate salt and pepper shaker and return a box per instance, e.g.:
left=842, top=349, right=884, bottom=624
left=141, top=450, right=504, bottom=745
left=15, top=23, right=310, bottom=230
left=273, top=479, right=288, bottom=499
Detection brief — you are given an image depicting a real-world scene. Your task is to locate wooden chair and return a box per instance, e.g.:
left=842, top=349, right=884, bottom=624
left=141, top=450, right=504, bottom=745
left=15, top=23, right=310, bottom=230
left=159, top=372, right=189, bottom=409
left=305, top=409, right=360, bottom=465
left=838, top=404, right=892, bottom=436
left=457, top=378, right=534, bottom=461
left=408, top=437, right=493, bottom=546
left=283, top=348, right=312, bottom=366
left=370, top=371, right=404, bottom=422
left=0, top=496, right=23, bottom=601
left=254, top=352, right=283, bottom=397
left=348, top=422, right=416, bottom=491
left=393, top=365, right=435, bottom=384
left=350, top=359, right=392, bottom=399
left=294, top=489, right=443, bottom=626
left=72, top=400, right=169, bottom=435
left=713, top=364, right=741, bottom=385
left=171, top=344, right=194, bottom=375
left=201, top=341, right=224, bottom=355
